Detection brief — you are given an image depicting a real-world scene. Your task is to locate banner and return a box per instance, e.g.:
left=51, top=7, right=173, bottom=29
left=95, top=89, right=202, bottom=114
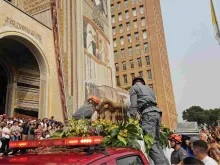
left=210, top=0, right=220, bottom=45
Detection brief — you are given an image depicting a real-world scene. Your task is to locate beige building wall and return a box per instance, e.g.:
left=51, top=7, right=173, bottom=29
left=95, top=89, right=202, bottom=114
left=0, top=0, right=63, bottom=121
left=1, top=0, right=117, bottom=120
left=52, top=0, right=116, bottom=115
left=111, top=0, right=177, bottom=129
left=10, top=0, right=52, bottom=28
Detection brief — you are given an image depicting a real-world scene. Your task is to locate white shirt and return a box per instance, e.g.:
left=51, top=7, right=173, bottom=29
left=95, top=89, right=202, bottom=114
left=2, top=127, right=10, bottom=139
left=202, top=156, right=218, bottom=165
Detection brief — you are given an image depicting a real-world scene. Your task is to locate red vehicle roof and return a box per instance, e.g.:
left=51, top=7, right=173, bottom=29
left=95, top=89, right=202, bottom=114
left=1, top=148, right=149, bottom=165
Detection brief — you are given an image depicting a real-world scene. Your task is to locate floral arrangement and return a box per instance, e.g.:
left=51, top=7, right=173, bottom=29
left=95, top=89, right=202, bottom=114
left=52, top=118, right=143, bottom=149
left=51, top=119, right=171, bottom=155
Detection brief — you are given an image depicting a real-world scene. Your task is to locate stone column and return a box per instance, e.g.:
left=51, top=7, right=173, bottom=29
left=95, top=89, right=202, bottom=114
left=39, top=77, right=47, bottom=119
left=6, top=83, right=17, bottom=117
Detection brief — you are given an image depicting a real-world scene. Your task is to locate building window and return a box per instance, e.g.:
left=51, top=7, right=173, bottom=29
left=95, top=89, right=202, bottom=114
left=114, top=51, right=118, bottom=60
left=116, top=76, right=120, bottom=86
left=119, top=24, right=123, bottom=33
left=143, top=30, right=147, bottom=39
left=121, top=49, right=125, bottom=58
left=125, top=10, right=129, bottom=19
left=113, top=39, right=117, bottom=48
left=122, top=62, right=126, bottom=70
left=139, top=71, right=143, bottom=78
left=141, top=17, right=146, bottom=26
left=136, top=45, right=140, bottom=54
left=130, top=60, right=134, bottom=68
left=112, top=15, right=115, bottom=23
left=117, top=2, right=121, bottom=10
left=145, top=56, right=150, bottom=65
left=132, top=0, right=136, bottom=5
left=149, top=84, right=153, bottom=89
left=126, top=22, right=130, bottom=31
left=123, top=74, right=128, bottom=83
left=132, top=8, right=137, bottom=17
left=135, top=32, right=139, bottom=41
left=137, top=58, right=142, bottom=67
left=140, top=5, right=144, bottom=14
left=115, top=63, right=119, bottom=71
left=111, top=4, right=114, bottom=12
left=118, top=13, right=122, bottom=21
left=147, top=70, right=152, bottom=80
left=124, top=0, right=128, bottom=8
left=128, top=47, right=132, bottom=56
left=134, top=20, right=137, bottom=29
left=120, top=37, right=124, bottom=45
left=112, top=27, right=116, bottom=35
left=127, top=34, right=132, bottom=43
left=131, top=73, right=135, bottom=80
left=144, top=43, right=149, bottom=52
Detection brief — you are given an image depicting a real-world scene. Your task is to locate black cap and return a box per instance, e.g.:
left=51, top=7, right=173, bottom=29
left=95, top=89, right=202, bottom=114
left=132, top=76, right=146, bottom=86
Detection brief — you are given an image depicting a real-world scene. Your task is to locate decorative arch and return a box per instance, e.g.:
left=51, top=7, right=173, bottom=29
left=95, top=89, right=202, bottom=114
left=0, top=30, right=49, bottom=118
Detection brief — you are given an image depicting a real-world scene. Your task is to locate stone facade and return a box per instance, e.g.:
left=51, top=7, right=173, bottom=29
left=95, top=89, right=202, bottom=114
left=0, top=0, right=116, bottom=121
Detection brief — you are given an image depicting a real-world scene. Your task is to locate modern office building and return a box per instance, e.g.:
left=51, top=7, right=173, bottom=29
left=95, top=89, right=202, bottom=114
left=111, top=0, right=177, bottom=129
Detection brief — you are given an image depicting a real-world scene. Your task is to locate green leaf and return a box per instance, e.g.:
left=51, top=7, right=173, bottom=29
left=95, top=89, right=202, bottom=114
left=112, top=139, right=120, bottom=146
left=126, top=124, right=139, bottom=133
left=103, top=136, right=111, bottom=144
left=111, top=128, right=119, bottom=137
left=144, top=134, right=154, bottom=145
left=116, top=141, right=125, bottom=147
left=117, top=135, right=127, bottom=145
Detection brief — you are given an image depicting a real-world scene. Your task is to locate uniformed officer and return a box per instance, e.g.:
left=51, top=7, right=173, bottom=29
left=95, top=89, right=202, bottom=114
left=129, top=76, right=170, bottom=165
left=72, top=96, right=100, bottom=120
left=169, top=134, right=188, bottom=165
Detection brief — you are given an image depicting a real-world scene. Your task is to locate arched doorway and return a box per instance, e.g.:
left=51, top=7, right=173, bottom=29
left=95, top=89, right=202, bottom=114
left=0, top=64, right=7, bottom=115
left=0, top=37, right=48, bottom=118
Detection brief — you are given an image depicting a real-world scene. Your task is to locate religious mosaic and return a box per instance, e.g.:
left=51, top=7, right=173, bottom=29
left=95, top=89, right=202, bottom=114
left=83, top=18, right=110, bottom=65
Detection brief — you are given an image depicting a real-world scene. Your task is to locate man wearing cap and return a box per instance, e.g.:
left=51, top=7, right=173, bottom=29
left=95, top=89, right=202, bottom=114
left=72, top=96, right=100, bottom=120
left=129, top=76, right=169, bottom=165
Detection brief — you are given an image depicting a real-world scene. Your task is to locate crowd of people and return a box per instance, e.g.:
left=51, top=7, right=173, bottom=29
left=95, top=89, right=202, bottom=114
left=0, top=114, right=64, bottom=156
left=0, top=111, right=220, bottom=165
left=169, top=125, right=220, bottom=165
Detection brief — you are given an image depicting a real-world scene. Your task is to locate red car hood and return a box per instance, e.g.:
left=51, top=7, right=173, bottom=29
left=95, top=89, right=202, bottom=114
left=0, top=152, right=106, bottom=165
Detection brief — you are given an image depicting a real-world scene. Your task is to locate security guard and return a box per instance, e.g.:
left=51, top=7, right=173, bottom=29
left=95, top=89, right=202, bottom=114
left=72, top=96, right=100, bottom=120
left=129, top=76, right=170, bottom=165
left=169, top=134, right=188, bottom=165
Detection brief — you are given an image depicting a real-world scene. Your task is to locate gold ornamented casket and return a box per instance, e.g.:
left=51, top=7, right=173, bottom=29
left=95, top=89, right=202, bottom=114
left=85, top=84, right=129, bottom=122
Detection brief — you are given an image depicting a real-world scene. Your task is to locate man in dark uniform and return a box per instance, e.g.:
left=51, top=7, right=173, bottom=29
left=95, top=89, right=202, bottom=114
left=129, top=76, right=170, bottom=165
left=169, top=134, right=188, bottom=165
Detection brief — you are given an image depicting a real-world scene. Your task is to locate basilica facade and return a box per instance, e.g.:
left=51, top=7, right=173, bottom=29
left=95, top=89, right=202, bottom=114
left=0, top=0, right=177, bottom=129
left=0, top=0, right=116, bottom=121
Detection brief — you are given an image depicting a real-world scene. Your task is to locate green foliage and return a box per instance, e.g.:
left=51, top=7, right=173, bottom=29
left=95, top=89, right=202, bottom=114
left=51, top=118, right=143, bottom=150
left=182, top=106, right=220, bottom=125
left=158, top=125, right=172, bottom=149
left=100, top=119, right=143, bottom=150
left=51, top=118, right=172, bottom=155
left=143, top=134, right=154, bottom=154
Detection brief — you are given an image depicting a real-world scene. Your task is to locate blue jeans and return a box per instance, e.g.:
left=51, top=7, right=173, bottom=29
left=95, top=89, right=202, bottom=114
left=11, top=135, right=20, bottom=141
